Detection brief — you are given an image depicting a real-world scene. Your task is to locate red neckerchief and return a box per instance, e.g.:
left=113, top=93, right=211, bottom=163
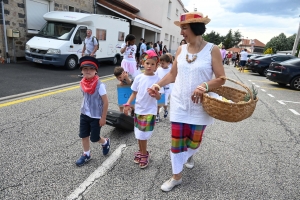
left=80, top=75, right=99, bottom=94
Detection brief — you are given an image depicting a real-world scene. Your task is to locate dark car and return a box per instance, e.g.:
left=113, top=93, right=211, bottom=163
left=250, top=54, right=296, bottom=76
left=267, top=58, right=300, bottom=90
left=246, top=55, right=264, bottom=70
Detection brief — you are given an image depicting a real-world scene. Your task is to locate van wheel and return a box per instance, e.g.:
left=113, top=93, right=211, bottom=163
left=112, top=55, right=120, bottom=65
left=65, top=55, right=78, bottom=70
left=290, top=76, right=300, bottom=90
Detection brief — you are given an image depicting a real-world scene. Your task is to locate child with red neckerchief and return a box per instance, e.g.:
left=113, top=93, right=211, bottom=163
left=124, top=50, right=163, bottom=169
left=75, top=56, right=111, bottom=167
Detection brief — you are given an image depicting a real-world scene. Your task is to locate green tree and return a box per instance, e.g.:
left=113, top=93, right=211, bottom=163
left=203, top=30, right=223, bottom=45
left=232, top=30, right=242, bottom=47
left=223, top=29, right=233, bottom=49
left=264, top=33, right=296, bottom=53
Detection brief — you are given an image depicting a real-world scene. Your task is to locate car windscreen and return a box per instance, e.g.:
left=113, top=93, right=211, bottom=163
left=281, top=58, right=300, bottom=65
left=37, top=22, right=76, bottom=41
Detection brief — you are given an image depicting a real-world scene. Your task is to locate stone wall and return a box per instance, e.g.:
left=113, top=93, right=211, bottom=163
left=0, top=0, right=94, bottom=59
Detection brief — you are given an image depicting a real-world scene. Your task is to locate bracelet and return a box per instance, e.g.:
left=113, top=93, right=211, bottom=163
left=123, top=103, right=130, bottom=107
left=203, top=82, right=209, bottom=91
left=152, top=83, right=161, bottom=90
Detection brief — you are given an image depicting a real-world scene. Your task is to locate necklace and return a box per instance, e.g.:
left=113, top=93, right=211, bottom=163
left=186, top=38, right=203, bottom=64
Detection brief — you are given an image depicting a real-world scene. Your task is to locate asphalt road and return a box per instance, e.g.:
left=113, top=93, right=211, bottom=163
left=0, top=64, right=299, bottom=200
left=0, top=60, right=117, bottom=98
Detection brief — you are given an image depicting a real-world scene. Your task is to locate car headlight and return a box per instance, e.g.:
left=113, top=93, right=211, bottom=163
left=47, top=48, right=61, bottom=54
left=26, top=44, right=30, bottom=52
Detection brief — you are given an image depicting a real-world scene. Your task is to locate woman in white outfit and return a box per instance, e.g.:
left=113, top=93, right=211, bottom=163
left=148, top=11, right=226, bottom=192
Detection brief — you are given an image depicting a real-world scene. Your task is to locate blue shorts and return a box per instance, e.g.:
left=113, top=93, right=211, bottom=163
left=79, top=114, right=101, bottom=142
left=240, top=60, right=246, bottom=67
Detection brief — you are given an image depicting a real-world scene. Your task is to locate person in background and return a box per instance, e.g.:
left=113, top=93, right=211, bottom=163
left=220, top=45, right=226, bottom=65
left=231, top=52, right=237, bottom=65
left=159, top=41, right=163, bottom=55
left=120, top=34, right=140, bottom=79
left=148, top=11, right=225, bottom=192
left=239, top=49, right=248, bottom=72
left=78, top=29, right=98, bottom=78
left=163, top=45, right=169, bottom=54
left=180, top=39, right=187, bottom=46
left=136, top=38, right=144, bottom=62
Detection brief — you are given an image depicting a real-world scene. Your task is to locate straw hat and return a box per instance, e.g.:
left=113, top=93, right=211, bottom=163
left=174, top=11, right=211, bottom=26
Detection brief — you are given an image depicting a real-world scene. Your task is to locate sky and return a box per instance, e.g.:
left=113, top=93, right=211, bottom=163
left=181, top=0, right=300, bottom=45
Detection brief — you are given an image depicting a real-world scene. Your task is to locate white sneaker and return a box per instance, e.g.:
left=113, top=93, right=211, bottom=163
left=161, top=177, right=182, bottom=192
left=185, top=156, right=194, bottom=169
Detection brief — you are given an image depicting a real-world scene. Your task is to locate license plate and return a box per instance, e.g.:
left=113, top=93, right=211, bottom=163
left=33, top=58, right=42, bottom=63
left=267, top=72, right=271, bottom=76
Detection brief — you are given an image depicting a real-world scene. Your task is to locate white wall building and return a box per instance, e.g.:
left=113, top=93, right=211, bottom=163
left=125, top=0, right=188, bottom=54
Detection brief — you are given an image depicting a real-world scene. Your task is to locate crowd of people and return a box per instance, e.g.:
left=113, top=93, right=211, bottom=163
left=76, top=11, right=227, bottom=192
left=220, top=47, right=249, bottom=72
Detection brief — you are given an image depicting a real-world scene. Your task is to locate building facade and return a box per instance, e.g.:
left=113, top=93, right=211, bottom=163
left=0, top=0, right=187, bottom=60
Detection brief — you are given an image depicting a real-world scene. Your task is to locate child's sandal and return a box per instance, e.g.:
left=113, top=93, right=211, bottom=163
left=134, top=151, right=141, bottom=164
left=139, top=152, right=150, bottom=169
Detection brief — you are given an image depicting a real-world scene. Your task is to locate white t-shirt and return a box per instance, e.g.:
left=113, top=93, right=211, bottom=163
left=140, top=43, right=147, bottom=56
left=240, top=51, right=248, bottom=61
left=121, top=43, right=136, bottom=61
left=82, top=83, right=106, bottom=118
left=155, top=67, right=171, bottom=91
left=84, top=36, right=98, bottom=54
left=131, top=74, right=163, bottom=115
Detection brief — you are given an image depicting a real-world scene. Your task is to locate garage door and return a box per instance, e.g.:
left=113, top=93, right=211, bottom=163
left=26, top=0, right=49, bottom=33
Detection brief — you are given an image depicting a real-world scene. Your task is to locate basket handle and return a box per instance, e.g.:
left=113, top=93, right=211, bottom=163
left=219, top=76, right=253, bottom=101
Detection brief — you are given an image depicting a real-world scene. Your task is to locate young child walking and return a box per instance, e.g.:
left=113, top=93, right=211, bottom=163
left=124, top=50, right=163, bottom=169
left=113, top=66, right=134, bottom=114
left=75, top=56, right=111, bottom=167
left=155, top=54, right=172, bottom=122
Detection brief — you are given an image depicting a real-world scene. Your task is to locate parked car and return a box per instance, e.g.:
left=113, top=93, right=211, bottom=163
left=267, top=58, right=300, bottom=90
left=246, top=55, right=264, bottom=70
left=249, top=54, right=296, bottom=76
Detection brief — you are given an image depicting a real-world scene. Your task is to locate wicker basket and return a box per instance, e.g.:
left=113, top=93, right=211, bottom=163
left=202, top=77, right=258, bottom=122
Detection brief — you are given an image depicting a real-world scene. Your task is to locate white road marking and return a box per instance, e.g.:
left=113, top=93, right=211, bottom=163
left=277, top=100, right=300, bottom=105
left=66, top=144, right=127, bottom=200
left=255, top=85, right=260, bottom=88
left=268, top=94, right=275, bottom=98
left=261, top=89, right=266, bottom=92
left=277, top=100, right=286, bottom=105
left=289, top=109, right=300, bottom=115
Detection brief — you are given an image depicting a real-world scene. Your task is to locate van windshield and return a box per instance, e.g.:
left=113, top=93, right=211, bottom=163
left=38, top=22, right=76, bottom=40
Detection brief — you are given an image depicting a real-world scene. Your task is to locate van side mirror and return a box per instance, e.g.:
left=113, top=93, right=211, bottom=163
left=74, top=36, right=82, bottom=44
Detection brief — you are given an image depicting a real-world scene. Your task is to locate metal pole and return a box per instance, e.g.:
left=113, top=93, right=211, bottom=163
left=1, top=0, right=9, bottom=63
left=292, top=22, right=300, bottom=56
left=13, top=37, right=16, bottom=63
left=93, top=0, right=96, bottom=14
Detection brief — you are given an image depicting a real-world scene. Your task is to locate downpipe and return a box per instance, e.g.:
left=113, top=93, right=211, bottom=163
left=1, top=0, right=9, bottom=63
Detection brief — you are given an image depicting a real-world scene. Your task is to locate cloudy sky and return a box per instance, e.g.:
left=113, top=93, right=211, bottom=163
left=181, top=0, right=300, bottom=44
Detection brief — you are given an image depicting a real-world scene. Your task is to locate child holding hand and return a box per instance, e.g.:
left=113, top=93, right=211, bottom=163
left=124, top=50, right=163, bottom=169
left=155, top=54, right=172, bottom=122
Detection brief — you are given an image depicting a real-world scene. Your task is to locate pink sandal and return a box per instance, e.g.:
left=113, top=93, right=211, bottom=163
left=139, top=152, right=150, bottom=169
left=134, top=151, right=141, bottom=164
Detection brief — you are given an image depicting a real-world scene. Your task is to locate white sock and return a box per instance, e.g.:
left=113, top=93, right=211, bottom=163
left=84, top=150, right=90, bottom=156
left=102, top=139, right=107, bottom=145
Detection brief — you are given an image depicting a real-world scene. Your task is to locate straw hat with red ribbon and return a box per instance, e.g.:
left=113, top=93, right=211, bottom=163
left=174, top=12, right=211, bottom=26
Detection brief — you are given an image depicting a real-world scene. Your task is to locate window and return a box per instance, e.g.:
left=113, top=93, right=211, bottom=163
left=167, top=1, right=172, bottom=19
left=69, top=6, right=75, bottom=12
left=165, top=33, right=169, bottom=41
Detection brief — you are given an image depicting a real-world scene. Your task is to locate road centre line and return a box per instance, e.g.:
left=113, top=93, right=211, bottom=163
left=261, top=89, right=266, bottom=92
left=289, top=109, right=300, bottom=115
left=66, top=144, right=127, bottom=200
left=0, top=76, right=116, bottom=108
left=268, top=94, right=275, bottom=98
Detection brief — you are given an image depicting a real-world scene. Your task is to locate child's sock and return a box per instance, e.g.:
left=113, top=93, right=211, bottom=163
left=84, top=150, right=90, bottom=156
left=101, top=139, right=107, bottom=146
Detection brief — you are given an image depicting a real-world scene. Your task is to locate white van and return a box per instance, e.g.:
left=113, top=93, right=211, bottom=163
left=25, top=11, right=129, bottom=69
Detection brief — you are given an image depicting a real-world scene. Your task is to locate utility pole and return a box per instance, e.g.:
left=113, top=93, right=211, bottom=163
left=292, top=17, right=300, bottom=57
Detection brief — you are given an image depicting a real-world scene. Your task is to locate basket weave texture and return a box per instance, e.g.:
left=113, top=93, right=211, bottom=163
left=202, top=77, right=258, bottom=122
